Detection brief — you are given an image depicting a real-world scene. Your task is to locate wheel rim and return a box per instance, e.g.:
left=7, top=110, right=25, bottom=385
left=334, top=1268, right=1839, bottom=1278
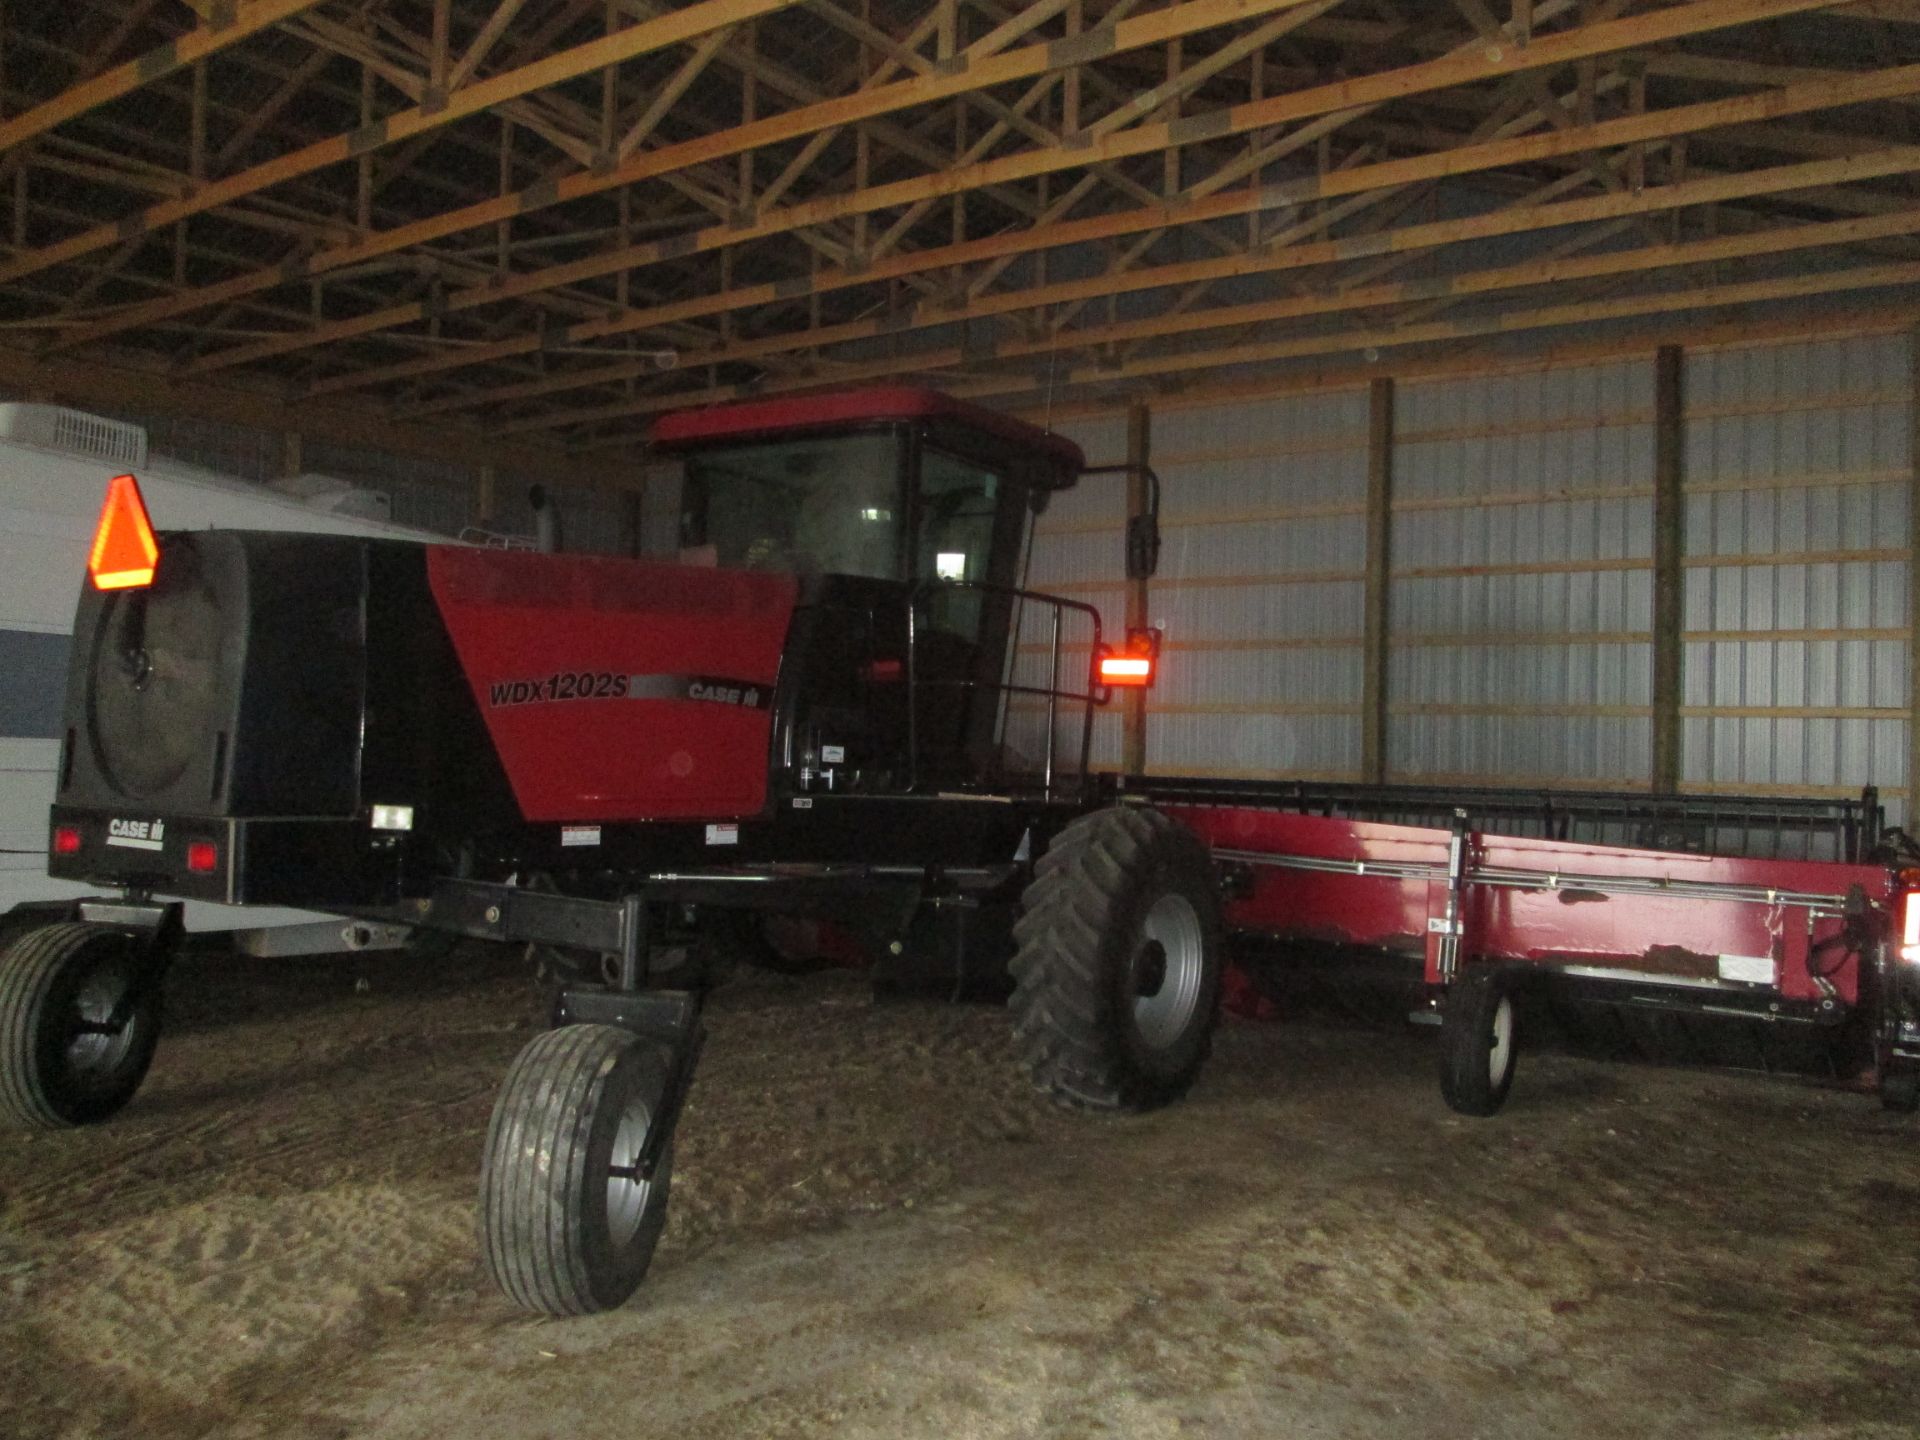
left=605, top=1092, right=657, bottom=1250
left=1132, top=892, right=1204, bottom=1051
left=1488, top=995, right=1514, bottom=1085
left=63, top=947, right=138, bottom=1085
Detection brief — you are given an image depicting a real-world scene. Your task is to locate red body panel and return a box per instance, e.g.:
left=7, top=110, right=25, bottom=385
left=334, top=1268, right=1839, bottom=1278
left=1172, top=806, right=1896, bottom=1006
left=427, top=547, right=797, bottom=823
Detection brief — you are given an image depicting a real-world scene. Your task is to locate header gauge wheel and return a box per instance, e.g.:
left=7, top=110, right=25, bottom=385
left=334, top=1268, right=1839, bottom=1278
left=1439, top=968, right=1519, bottom=1117
left=1010, top=806, right=1224, bottom=1112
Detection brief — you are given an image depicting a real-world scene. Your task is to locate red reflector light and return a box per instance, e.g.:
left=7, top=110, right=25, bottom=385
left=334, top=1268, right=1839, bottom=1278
left=186, top=841, right=219, bottom=874
left=1098, top=655, right=1154, bottom=686
left=51, top=825, right=81, bottom=855
left=88, top=473, right=160, bottom=590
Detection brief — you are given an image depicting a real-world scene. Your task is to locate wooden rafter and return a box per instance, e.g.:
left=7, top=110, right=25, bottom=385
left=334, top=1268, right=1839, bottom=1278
left=173, top=0, right=1865, bottom=375
left=0, top=0, right=332, bottom=155
left=0, top=0, right=1914, bottom=449
left=404, top=145, right=1920, bottom=420
left=52, top=0, right=1317, bottom=358
left=323, top=62, right=1920, bottom=404
left=492, top=206, right=1920, bottom=434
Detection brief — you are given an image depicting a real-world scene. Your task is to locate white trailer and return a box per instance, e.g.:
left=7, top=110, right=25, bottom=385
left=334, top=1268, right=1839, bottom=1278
left=0, top=404, right=449, bottom=955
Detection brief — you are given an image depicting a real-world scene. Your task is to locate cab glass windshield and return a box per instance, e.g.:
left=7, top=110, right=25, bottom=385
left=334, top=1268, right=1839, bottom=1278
left=679, top=432, right=903, bottom=579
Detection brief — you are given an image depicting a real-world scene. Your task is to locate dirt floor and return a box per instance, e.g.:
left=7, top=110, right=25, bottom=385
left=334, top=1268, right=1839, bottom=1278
left=2, top=942, right=1918, bottom=1440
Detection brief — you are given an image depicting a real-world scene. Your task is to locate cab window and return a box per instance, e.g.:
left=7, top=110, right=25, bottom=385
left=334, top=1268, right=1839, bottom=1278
left=680, top=432, right=902, bottom=579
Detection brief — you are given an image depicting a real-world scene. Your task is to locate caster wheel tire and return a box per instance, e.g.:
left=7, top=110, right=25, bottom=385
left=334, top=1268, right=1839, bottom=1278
left=479, top=1023, right=675, bottom=1316
left=1880, top=1067, right=1920, bottom=1114
left=0, top=923, right=163, bottom=1129
left=1439, top=969, right=1519, bottom=1117
left=1010, top=806, right=1225, bottom=1112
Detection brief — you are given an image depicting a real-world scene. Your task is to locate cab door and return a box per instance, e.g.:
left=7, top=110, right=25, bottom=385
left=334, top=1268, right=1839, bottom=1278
left=909, top=445, right=1028, bottom=787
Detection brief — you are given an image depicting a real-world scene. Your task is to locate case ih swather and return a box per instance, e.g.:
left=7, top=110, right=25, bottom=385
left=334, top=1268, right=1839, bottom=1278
left=6, top=387, right=1918, bottom=1315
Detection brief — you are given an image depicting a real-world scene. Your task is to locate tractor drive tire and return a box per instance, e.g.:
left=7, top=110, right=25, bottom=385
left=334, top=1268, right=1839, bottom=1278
left=0, top=923, right=163, bottom=1129
left=479, top=1023, right=675, bottom=1316
left=1010, top=806, right=1224, bottom=1112
left=1439, top=968, right=1519, bottom=1117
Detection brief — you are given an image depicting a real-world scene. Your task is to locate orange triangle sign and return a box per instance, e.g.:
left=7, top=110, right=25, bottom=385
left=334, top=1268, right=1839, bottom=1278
left=88, top=473, right=160, bottom=590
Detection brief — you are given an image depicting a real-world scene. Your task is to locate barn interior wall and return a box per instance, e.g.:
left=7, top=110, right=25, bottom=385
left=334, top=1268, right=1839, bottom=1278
left=1027, top=326, right=1916, bottom=821
left=1387, top=358, right=1656, bottom=790
left=1682, top=332, right=1912, bottom=829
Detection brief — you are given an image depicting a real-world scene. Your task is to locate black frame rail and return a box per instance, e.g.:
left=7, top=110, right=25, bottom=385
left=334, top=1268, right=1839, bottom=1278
left=1119, top=775, right=1886, bottom=865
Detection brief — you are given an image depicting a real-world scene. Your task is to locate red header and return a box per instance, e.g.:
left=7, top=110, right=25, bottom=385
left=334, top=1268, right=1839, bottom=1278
left=651, top=386, right=1085, bottom=477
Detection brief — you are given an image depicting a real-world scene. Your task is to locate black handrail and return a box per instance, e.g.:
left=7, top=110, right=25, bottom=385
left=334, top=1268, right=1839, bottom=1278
left=905, top=579, right=1105, bottom=801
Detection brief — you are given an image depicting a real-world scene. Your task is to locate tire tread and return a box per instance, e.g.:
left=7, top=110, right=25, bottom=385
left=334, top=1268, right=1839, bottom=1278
left=480, top=1024, right=666, bottom=1316
left=1008, top=806, right=1220, bottom=1113
left=0, top=923, right=156, bottom=1129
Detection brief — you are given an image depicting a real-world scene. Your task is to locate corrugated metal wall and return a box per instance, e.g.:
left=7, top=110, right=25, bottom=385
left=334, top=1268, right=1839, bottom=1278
left=1389, top=360, right=1656, bottom=787
left=1051, top=328, right=1910, bottom=820
left=1142, top=391, right=1371, bottom=780
left=1682, top=333, right=1910, bottom=827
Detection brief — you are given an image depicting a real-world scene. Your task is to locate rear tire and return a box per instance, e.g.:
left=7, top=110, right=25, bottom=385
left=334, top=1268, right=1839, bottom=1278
left=1439, top=968, right=1518, bottom=1117
left=1009, top=806, right=1224, bottom=1112
left=479, top=1024, right=674, bottom=1315
left=0, top=923, right=163, bottom=1129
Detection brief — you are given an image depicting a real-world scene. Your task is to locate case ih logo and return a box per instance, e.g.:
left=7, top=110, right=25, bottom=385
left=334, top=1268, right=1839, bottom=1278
left=488, top=672, right=770, bottom=710
left=106, top=817, right=165, bottom=851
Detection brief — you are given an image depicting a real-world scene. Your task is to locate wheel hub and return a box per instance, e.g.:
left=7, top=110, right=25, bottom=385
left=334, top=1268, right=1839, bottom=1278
left=1131, top=893, right=1205, bottom=1051
left=1134, top=940, right=1168, bottom=999
left=64, top=960, right=136, bottom=1080
left=606, top=1097, right=656, bottom=1250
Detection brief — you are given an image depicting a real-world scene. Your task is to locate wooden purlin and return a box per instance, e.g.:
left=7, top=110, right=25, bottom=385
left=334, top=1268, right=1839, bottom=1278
left=183, top=0, right=1320, bottom=378
left=299, top=25, right=1920, bottom=388
left=61, top=0, right=1834, bottom=363
left=48, top=0, right=1321, bottom=358
left=486, top=176, right=1920, bottom=434
left=0, top=0, right=332, bottom=156
left=393, top=130, right=1920, bottom=418
left=0, top=0, right=805, bottom=290
left=561, top=259, right=1920, bottom=449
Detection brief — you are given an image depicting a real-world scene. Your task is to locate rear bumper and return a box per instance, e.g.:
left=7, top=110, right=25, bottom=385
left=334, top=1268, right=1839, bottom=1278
left=46, top=805, right=401, bottom=908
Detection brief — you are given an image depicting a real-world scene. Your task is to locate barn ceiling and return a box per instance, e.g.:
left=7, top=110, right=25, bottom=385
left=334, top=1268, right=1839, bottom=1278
left=2, top=0, right=1919, bottom=459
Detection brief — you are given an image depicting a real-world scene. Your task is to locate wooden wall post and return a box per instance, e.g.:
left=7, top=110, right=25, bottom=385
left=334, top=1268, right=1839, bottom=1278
left=1362, top=377, right=1394, bottom=784
left=1909, top=327, right=1920, bottom=823
left=1125, top=399, right=1151, bottom=776
left=476, top=462, right=497, bottom=528
left=618, top=486, right=643, bottom=557
left=1652, top=343, right=1686, bottom=794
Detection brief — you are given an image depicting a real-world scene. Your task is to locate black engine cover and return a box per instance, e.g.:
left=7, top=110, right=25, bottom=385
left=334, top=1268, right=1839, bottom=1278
left=60, top=532, right=369, bottom=818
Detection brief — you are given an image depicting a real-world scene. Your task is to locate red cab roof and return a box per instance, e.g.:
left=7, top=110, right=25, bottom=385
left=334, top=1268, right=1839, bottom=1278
left=651, top=386, right=1084, bottom=477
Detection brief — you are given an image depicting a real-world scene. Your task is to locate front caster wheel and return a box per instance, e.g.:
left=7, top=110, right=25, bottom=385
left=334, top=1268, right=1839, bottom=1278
left=1439, top=968, right=1518, bottom=1117
left=0, top=923, right=163, bottom=1129
left=479, top=1024, right=675, bottom=1315
left=1010, top=806, right=1224, bottom=1112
